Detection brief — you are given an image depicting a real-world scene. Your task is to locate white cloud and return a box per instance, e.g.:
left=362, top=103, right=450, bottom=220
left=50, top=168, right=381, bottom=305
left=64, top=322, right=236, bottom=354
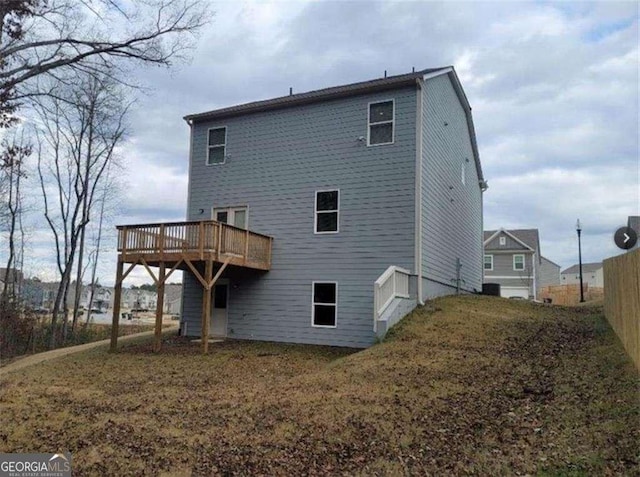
left=7, top=0, right=639, bottom=285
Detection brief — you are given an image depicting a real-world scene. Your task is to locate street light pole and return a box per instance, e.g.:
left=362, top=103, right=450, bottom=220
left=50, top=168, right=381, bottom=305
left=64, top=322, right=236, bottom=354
left=576, top=219, right=585, bottom=303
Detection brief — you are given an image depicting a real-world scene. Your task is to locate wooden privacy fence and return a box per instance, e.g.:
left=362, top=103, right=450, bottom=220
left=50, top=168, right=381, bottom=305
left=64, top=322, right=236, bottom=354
left=603, top=248, right=640, bottom=370
left=539, top=284, right=604, bottom=306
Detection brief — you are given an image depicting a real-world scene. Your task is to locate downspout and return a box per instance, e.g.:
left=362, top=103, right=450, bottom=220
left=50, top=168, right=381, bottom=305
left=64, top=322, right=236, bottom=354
left=415, top=78, right=424, bottom=305
left=179, top=119, right=195, bottom=334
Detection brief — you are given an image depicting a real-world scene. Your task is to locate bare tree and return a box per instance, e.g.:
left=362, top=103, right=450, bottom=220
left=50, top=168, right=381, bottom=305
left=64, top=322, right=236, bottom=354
left=0, top=0, right=209, bottom=125
left=34, top=74, right=128, bottom=347
left=84, top=159, right=117, bottom=324
left=0, top=134, right=30, bottom=298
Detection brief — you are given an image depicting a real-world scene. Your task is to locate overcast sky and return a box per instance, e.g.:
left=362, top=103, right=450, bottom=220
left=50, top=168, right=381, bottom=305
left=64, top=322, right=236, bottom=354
left=20, top=0, right=640, bottom=286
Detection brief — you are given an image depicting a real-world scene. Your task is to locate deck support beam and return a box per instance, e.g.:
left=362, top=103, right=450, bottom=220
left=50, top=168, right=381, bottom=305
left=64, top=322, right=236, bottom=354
left=201, top=260, right=213, bottom=354
left=110, top=260, right=124, bottom=352
left=154, top=262, right=166, bottom=352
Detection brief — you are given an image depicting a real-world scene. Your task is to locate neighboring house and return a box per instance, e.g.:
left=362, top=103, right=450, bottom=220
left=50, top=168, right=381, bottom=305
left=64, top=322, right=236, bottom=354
left=483, top=228, right=558, bottom=299
left=539, top=256, right=561, bottom=287
left=120, top=289, right=157, bottom=311
left=154, top=66, right=486, bottom=348
left=164, top=283, right=182, bottom=315
left=21, top=279, right=58, bottom=310
left=78, top=285, right=113, bottom=311
left=561, top=262, right=604, bottom=288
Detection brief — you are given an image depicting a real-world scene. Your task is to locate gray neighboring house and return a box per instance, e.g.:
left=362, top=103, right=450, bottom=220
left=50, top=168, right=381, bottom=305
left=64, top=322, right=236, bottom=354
left=539, top=256, right=561, bottom=288
left=561, top=262, right=604, bottom=288
left=177, top=66, right=486, bottom=348
left=21, top=279, right=58, bottom=310
left=483, top=228, right=558, bottom=299
left=164, top=283, right=182, bottom=315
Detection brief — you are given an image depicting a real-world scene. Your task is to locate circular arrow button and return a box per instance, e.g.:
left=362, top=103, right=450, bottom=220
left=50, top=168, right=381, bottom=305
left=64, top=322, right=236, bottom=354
left=614, top=226, right=637, bottom=250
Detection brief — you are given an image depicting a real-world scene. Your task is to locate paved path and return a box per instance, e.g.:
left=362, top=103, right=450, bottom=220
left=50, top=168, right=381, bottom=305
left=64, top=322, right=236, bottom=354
left=0, top=326, right=179, bottom=377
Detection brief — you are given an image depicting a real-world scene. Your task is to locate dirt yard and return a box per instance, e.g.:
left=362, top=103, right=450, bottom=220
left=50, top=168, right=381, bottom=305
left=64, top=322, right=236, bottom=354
left=0, top=296, right=637, bottom=476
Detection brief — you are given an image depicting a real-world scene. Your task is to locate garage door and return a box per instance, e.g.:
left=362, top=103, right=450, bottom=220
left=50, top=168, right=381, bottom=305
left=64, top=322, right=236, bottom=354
left=500, top=287, right=530, bottom=299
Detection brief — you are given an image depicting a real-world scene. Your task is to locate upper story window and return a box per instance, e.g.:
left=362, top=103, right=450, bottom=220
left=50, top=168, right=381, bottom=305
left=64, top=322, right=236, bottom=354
left=513, top=254, right=525, bottom=271
left=484, top=255, right=493, bottom=271
left=499, top=236, right=506, bottom=246
left=315, top=190, right=339, bottom=234
left=368, top=100, right=394, bottom=146
left=207, top=127, right=227, bottom=165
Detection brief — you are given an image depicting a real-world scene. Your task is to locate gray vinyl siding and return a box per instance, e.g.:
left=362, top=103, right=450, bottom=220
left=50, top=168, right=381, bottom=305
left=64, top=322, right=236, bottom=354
left=421, top=74, right=483, bottom=297
left=484, top=252, right=535, bottom=297
left=484, top=252, right=535, bottom=278
left=183, top=87, right=417, bottom=348
left=539, top=257, right=561, bottom=287
left=485, top=232, right=529, bottom=251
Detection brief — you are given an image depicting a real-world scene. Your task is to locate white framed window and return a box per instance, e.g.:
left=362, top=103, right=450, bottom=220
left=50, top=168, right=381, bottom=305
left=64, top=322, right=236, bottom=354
left=513, top=254, right=525, bottom=271
left=484, top=255, right=493, bottom=271
left=213, top=206, right=248, bottom=229
left=312, top=281, right=337, bottom=328
left=367, top=100, right=394, bottom=146
left=314, top=189, right=339, bottom=234
left=207, top=126, right=227, bottom=165
left=499, top=236, right=506, bottom=246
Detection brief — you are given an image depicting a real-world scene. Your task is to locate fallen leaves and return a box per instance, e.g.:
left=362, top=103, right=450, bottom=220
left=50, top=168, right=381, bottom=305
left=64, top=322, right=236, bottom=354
left=0, top=296, right=637, bottom=475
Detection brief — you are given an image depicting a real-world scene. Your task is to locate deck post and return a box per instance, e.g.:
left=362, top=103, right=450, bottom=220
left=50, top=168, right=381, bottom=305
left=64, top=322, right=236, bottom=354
left=244, top=229, right=250, bottom=265
left=217, top=223, right=223, bottom=261
left=201, top=260, right=213, bottom=354
left=154, top=262, right=166, bottom=352
left=110, top=260, right=124, bottom=352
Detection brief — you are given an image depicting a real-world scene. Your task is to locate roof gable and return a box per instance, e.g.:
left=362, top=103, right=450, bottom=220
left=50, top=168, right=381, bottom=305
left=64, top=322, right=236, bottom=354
left=484, top=228, right=539, bottom=252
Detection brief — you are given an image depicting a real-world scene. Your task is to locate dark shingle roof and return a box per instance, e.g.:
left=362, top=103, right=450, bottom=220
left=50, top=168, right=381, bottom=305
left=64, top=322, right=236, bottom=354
left=628, top=216, right=639, bottom=233
left=561, top=262, right=603, bottom=274
left=183, top=68, right=449, bottom=122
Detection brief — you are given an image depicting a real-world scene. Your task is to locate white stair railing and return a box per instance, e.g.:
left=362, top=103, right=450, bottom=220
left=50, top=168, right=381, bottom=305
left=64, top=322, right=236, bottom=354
left=374, top=266, right=411, bottom=331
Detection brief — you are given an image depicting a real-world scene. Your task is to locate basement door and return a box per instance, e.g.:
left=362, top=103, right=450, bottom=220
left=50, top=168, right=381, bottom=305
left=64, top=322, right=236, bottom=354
left=209, top=280, right=229, bottom=338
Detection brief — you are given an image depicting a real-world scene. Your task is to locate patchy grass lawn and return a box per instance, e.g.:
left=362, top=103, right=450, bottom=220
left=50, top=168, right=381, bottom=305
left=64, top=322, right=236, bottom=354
left=0, top=296, right=637, bottom=476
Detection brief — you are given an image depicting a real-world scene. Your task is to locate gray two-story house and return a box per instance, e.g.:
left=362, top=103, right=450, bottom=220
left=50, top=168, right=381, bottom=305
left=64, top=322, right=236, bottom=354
left=483, top=228, right=560, bottom=299
left=110, top=67, right=486, bottom=351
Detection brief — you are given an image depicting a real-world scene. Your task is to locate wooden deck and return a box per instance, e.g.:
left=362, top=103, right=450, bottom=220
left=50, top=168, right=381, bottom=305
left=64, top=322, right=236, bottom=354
left=110, top=220, right=273, bottom=354
left=117, top=220, right=272, bottom=270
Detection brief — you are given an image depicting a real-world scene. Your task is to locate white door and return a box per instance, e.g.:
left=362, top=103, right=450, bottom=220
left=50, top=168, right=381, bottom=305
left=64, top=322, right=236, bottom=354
left=214, top=207, right=247, bottom=229
left=209, top=281, right=228, bottom=337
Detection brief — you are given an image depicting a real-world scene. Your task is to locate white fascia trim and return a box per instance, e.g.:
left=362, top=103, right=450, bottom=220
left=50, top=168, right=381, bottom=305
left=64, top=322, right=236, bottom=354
left=415, top=79, right=424, bottom=305
left=421, top=67, right=453, bottom=81
left=485, top=276, right=534, bottom=280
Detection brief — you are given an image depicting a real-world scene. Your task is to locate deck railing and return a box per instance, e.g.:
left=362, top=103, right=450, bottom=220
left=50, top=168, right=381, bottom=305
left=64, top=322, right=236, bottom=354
left=374, top=266, right=411, bottom=331
left=116, top=220, right=272, bottom=270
